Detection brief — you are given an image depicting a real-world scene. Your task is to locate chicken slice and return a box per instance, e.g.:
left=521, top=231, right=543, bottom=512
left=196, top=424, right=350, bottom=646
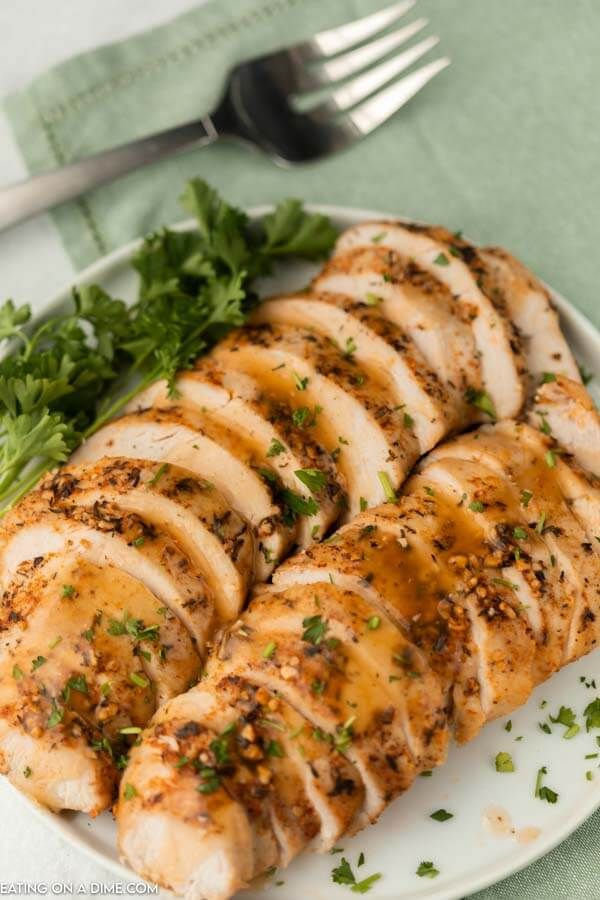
left=211, top=323, right=419, bottom=517
left=0, top=555, right=199, bottom=814
left=212, top=674, right=363, bottom=853
left=118, top=674, right=364, bottom=897
left=414, top=455, right=572, bottom=682
left=530, top=375, right=600, bottom=475
left=477, top=247, right=580, bottom=388
left=117, top=696, right=256, bottom=900
left=0, top=494, right=213, bottom=650
left=130, top=365, right=344, bottom=546
left=273, top=488, right=536, bottom=742
left=251, top=292, right=454, bottom=451
left=73, top=407, right=287, bottom=580
left=333, top=221, right=526, bottom=419
left=215, top=584, right=446, bottom=826
left=426, top=422, right=600, bottom=661
left=39, top=458, right=253, bottom=624
left=315, top=246, right=479, bottom=423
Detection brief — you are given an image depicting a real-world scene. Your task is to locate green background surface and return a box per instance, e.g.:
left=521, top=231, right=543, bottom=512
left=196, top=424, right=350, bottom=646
left=4, top=1, right=600, bottom=896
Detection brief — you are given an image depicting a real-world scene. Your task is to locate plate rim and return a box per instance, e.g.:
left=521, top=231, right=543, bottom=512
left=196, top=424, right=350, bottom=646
left=10, top=203, right=600, bottom=899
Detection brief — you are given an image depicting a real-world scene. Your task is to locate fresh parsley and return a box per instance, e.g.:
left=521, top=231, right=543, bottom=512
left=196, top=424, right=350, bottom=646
left=0, top=180, right=336, bottom=514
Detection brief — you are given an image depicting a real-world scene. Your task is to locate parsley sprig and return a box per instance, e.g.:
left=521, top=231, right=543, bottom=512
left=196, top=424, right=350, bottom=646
left=0, top=181, right=337, bottom=513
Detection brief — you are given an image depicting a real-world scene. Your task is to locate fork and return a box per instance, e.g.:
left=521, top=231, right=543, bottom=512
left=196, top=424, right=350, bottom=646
left=0, top=0, right=449, bottom=232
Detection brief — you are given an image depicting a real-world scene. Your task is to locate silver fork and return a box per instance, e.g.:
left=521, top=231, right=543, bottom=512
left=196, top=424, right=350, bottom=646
left=0, top=0, right=449, bottom=232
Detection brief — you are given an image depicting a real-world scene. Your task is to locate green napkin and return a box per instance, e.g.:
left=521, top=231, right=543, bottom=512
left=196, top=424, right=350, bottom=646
left=4, top=0, right=600, bottom=332
left=3, top=1, right=600, bottom=897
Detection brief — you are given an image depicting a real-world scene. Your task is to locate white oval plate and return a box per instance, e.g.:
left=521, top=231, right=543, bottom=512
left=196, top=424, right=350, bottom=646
left=8, top=206, right=600, bottom=900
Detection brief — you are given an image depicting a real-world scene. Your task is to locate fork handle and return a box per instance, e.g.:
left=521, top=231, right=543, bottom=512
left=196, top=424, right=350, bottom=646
left=0, top=117, right=217, bottom=232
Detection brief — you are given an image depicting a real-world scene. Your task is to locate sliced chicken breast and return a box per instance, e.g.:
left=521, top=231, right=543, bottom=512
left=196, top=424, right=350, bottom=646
left=73, top=407, right=287, bottom=580
left=478, top=247, right=581, bottom=387
left=39, top=458, right=253, bottom=623
left=415, top=455, right=572, bottom=682
left=251, top=292, right=455, bottom=451
left=530, top=375, right=600, bottom=475
left=130, top=365, right=344, bottom=546
left=333, top=221, right=526, bottom=419
left=211, top=323, right=419, bottom=516
left=0, top=495, right=214, bottom=651
left=0, top=555, right=200, bottom=814
left=315, top=246, right=480, bottom=423
left=426, top=422, right=600, bottom=661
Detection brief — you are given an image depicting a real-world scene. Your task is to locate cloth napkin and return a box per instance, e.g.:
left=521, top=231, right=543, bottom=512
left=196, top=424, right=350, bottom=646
left=3, top=1, right=600, bottom=897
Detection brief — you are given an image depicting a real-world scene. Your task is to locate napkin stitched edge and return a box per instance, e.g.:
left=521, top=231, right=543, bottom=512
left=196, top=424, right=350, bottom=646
left=4, top=0, right=308, bottom=258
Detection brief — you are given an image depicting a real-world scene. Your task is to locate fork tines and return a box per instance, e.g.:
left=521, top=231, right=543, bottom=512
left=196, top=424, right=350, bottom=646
left=278, top=0, right=450, bottom=137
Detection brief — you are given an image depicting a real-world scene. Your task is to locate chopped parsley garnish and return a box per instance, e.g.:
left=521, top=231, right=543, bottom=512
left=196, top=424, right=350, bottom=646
left=265, top=740, right=285, bottom=758
left=430, top=808, right=453, bottom=822
left=311, top=679, right=326, bottom=695
left=267, top=438, right=285, bottom=457
left=302, top=614, right=328, bottom=645
left=465, top=387, right=496, bottom=420
left=149, top=463, right=169, bottom=485
left=513, top=526, right=528, bottom=540
left=495, top=751, right=515, bottom=773
left=31, top=655, right=46, bottom=671
left=292, top=371, right=309, bottom=391
left=61, top=674, right=88, bottom=702
left=280, top=487, right=319, bottom=521
left=584, top=698, right=600, bottom=731
left=343, top=336, right=358, bottom=359
left=47, top=700, right=64, bottom=728
left=520, top=489, right=533, bottom=507
left=334, top=717, right=355, bottom=753
left=12, top=664, right=23, bottom=680
left=492, top=577, right=518, bottom=590
left=541, top=372, right=557, bottom=384
left=535, top=512, right=547, bottom=535
left=210, top=729, right=233, bottom=766
left=107, top=611, right=160, bottom=643
left=433, top=252, right=449, bottom=267
left=295, top=467, right=327, bottom=494
left=365, top=292, right=382, bottom=306
left=331, top=855, right=381, bottom=893
left=535, top=766, right=558, bottom=803
left=403, top=412, right=414, bottom=429
left=538, top=415, right=552, bottom=436
left=378, top=471, right=397, bottom=503
left=129, top=672, right=150, bottom=689
left=416, top=861, right=440, bottom=878
left=545, top=449, right=557, bottom=468
left=62, top=584, right=75, bottom=598
left=123, top=783, right=138, bottom=801
left=292, top=405, right=321, bottom=429
left=549, top=705, right=579, bottom=738
left=262, top=640, right=277, bottom=659
left=367, top=616, right=381, bottom=630
left=23, top=767, right=32, bottom=779
left=469, top=500, right=485, bottom=513
left=197, top=767, right=221, bottom=794
left=505, top=720, right=513, bottom=733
